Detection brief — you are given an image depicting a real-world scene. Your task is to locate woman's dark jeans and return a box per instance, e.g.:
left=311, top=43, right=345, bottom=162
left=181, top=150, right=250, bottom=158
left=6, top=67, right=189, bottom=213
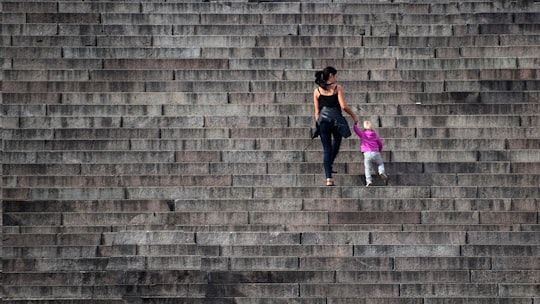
left=319, top=121, right=342, bottom=178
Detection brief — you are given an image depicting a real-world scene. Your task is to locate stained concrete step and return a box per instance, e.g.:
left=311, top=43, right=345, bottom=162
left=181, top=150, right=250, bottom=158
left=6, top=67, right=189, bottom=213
left=22, top=11, right=528, bottom=26
left=3, top=245, right=106, bottom=259
left=4, top=149, right=540, bottom=165
left=85, top=13, right=540, bottom=26
left=5, top=80, right=540, bottom=95
left=3, top=92, right=232, bottom=105
left=3, top=244, right=216, bottom=259
left=4, top=230, right=508, bottom=248
left=3, top=138, right=528, bottom=151
left=302, top=198, right=538, bottom=212
left=7, top=102, right=540, bottom=117
left=4, top=174, right=234, bottom=187
left=4, top=244, right=540, bottom=261
left=19, top=270, right=471, bottom=287
left=5, top=223, right=537, bottom=234
left=4, top=185, right=539, bottom=201
left=5, top=173, right=539, bottom=187
left=4, top=68, right=540, bottom=82
left=3, top=90, right=540, bottom=107
left=4, top=1, right=536, bottom=15
left=9, top=282, right=527, bottom=299
left=0, top=298, right=532, bottom=304
left=6, top=45, right=537, bottom=60
left=4, top=197, right=535, bottom=213
left=10, top=58, right=228, bottom=69
left=2, top=162, right=269, bottom=176
left=397, top=57, right=535, bottom=69
left=414, top=127, right=539, bottom=138
left=8, top=26, right=540, bottom=40
left=10, top=34, right=538, bottom=48
left=5, top=210, right=537, bottom=227
left=1, top=301, right=125, bottom=304
left=6, top=104, right=540, bottom=119
left=3, top=233, right=103, bottom=246
left=13, top=12, right=537, bottom=26
left=4, top=160, right=536, bottom=176
left=4, top=23, right=538, bottom=39
left=9, top=56, right=537, bottom=73
left=6, top=114, right=539, bottom=129
left=0, top=80, right=427, bottom=93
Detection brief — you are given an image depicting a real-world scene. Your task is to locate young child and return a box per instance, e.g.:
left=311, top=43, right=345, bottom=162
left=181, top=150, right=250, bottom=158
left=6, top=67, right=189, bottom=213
left=353, top=121, right=388, bottom=186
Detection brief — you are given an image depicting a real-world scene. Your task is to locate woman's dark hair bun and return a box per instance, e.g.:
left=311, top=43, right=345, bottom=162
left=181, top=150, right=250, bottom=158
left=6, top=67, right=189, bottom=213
left=314, top=71, right=325, bottom=88
left=314, top=66, right=337, bottom=90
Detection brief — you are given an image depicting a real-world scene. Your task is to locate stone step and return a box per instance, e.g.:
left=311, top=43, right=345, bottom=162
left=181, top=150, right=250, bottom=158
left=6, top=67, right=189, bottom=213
left=11, top=263, right=526, bottom=286
left=4, top=149, right=540, bottom=165
left=257, top=34, right=540, bottom=48
left=10, top=197, right=531, bottom=214
left=7, top=34, right=538, bottom=48
left=0, top=297, right=532, bottom=304
left=4, top=80, right=540, bottom=95
left=4, top=68, right=540, bottom=82
left=414, top=127, right=539, bottom=138
left=24, top=57, right=520, bottom=71
left=1, top=300, right=125, bottom=304
left=5, top=104, right=540, bottom=120
left=3, top=92, right=232, bottom=105
left=5, top=173, right=539, bottom=188
left=4, top=1, right=536, bottom=14
left=302, top=198, right=538, bottom=212
left=334, top=211, right=538, bottom=225
left=0, top=80, right=429, bottom=93
left=3, top=233, right=104, bottom=246
left=4, top=174, right=233, bottom=187
left=5, top=210, right=537, bottom=227
left=4, top=12, right=430, bottom=27
left=5, top=222, right=537, bottom=235
left=4, top=185, right=539, bottom=201
left=3, top=244, right=217, bottom=259
left=6, top=114, right=538, bottom=129
left=3, top=246, right=104, bottom=259
left=8, top=91, right=538, bottom=106
left=4, top=243, right=540, bottom=260
left=12, top=230, right=533, bottom=246
left=4, top=162, right=539, bottom=180
left=6, top=45, right=538, bottom=60
left=139, top=2, right=534, bottom=14
left=4, top=138, right=529, bottom=151
left=404, top=224, right=539, bottom=232
left=14, top=12, right=533, bottom=26
left=4, top=150, right=178, bottom=164
left=5, top=23, right=539, bottom=38
left=11, top=58, right=228, bottom=70
left=12, top=11, right=537, bottom=27
left=3, top=162, right=268, bottom=176
left=8, top=56, right=536, bottom=72
left=398, top=57, right=524, bottom=69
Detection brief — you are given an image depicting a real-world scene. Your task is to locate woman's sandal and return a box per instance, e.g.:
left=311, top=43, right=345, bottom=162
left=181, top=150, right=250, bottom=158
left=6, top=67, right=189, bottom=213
left=326, top=178, right=336, bottom=186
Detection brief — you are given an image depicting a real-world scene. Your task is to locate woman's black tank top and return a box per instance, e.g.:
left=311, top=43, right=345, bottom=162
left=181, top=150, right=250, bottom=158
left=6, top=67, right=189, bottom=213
left=318, top=87, right=340, bottom=109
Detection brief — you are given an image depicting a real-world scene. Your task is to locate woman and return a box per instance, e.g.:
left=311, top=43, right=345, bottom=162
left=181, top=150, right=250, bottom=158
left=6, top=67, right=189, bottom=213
left=313, top=66, right=358, bottom=186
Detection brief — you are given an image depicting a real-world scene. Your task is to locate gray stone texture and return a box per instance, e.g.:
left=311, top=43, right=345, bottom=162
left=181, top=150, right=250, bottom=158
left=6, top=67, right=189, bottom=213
left=2, top=0, right=540, bottom=302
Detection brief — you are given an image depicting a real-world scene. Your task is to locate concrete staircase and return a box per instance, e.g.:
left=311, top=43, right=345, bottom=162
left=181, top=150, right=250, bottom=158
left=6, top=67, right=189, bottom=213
left=2, top=0, right=540, bottom=303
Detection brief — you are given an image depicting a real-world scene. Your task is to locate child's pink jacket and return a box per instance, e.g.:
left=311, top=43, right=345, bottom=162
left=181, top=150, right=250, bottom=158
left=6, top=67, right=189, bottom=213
left=353, top=124, right=384, bottom=152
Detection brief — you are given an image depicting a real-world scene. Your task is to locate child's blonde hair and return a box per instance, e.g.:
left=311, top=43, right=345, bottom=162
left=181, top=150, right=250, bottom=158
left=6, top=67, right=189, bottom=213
left=363, top=120, right=374, bottom=130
